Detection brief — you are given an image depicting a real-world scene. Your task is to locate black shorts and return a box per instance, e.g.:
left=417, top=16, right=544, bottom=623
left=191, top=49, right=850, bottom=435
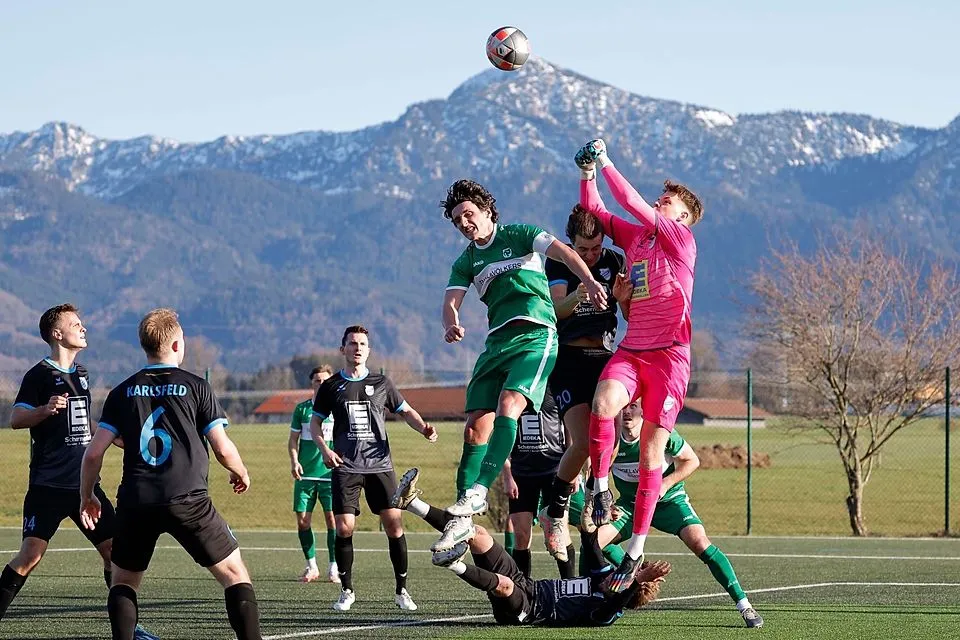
left=508, top=474, right=554, bottom=515
left=22, top=483, right=115, bottom=546
left=473, top=543, right=535, bottom=625
left=332, top=469, right=397, bottom=516
left=549, top=346, right=613, bottom=419
left=111, top=496, right=238, bottom=572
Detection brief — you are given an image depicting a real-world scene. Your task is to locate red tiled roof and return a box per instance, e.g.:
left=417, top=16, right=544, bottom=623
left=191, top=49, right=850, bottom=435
left=682, top=397, right=772, bottom=419
left=252, top=390, right=312, bottom=415
left=252, top=385, right=467, bottom=420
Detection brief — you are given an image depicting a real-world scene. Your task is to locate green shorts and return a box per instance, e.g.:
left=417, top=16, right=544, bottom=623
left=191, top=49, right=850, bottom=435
left=465, top=324, right=557, bottom=413
left=611, top=490, right=703, bottom=538
left=293, top=479, right=333, bottom=514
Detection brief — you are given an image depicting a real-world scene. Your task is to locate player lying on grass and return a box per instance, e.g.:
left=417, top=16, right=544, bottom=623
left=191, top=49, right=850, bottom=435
left=392, top=467, right=670, bottom=626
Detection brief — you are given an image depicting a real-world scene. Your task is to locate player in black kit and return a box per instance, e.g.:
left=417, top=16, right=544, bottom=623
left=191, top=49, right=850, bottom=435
left=0, top=304, right=157, bottom=640
left=501, top=387, right=577, bottom=578
left=391, top=468, right=669, bottom=627
left=540, top=205, right=627, bottom=559
left=311, top=325, right=438, bottom=612
left=79, top=308, right=261, bottom=640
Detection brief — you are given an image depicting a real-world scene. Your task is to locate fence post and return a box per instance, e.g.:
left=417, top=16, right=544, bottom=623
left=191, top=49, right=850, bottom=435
left=204, top=368, right=210, bottom=383
left=946, top=366, right=951, bottom=536
left=747, top=368, right=753, bottom=536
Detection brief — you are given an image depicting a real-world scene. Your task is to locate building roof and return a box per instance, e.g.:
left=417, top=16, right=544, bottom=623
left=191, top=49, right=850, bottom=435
left=252, top=390, right=312, bottom=415
left=682, top=397, right=772, bottom=419
left=252, top=384, right=467, bottom=420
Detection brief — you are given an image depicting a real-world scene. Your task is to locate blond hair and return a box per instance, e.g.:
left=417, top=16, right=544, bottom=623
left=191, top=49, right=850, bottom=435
left=138, top=308, right=181, bottom=357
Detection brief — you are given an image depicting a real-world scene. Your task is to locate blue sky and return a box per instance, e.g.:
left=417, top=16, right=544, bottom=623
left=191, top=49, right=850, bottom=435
left=1, top=0, right=956, bottom=141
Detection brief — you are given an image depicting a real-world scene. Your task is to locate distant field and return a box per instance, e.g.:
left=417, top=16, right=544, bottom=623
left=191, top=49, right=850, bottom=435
left=0, top=417, right=955, bottom=535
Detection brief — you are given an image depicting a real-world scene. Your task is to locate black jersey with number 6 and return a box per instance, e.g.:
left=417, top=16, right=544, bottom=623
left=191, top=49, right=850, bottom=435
left=98, top=364, right=228, bottom=507
left=13, top=359, right=93, bottom=489
left=312, top=370, right=408, bottom=474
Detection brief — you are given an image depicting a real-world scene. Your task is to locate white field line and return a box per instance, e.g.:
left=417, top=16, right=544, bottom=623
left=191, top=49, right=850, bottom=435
left=14, top=546, right=960, bottom=561
left=657, top=581, right=960, bottom=603
left=261, top=581, right=960, bottom=639
left=261, top=614, right=493, bottom=639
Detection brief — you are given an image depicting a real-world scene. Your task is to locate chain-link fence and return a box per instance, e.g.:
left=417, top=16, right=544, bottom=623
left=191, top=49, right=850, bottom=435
left=1, top=366, right=956, bottom=537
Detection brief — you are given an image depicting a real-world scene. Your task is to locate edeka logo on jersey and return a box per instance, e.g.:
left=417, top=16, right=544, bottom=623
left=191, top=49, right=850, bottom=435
left=630, top=260, right=650, bottom=300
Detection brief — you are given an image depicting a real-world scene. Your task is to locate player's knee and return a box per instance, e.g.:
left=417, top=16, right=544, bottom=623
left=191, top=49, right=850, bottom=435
left=492, top=574, right=515, bottom=598
left=335, top=520, right=354, bottom=538
left=295, top=513, right=311, bottom=530
left=13, top=540, right=46, bottom=573
left=591, top=390, right=622, bottom=418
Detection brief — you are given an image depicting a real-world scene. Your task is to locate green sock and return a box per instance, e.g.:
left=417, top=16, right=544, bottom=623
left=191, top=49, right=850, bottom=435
left=297, top=528, right=316, bottom=561
left=699, top=544, right=747, bottom=602
left=326, top=528, right=336, bottom=563
left=475, top=416, right=518, bottom=488
left=457, top=442, right=489, bottom=496
left=603, top=542, right=625, bottom=565
left=504, top=531, right=516, bottom=555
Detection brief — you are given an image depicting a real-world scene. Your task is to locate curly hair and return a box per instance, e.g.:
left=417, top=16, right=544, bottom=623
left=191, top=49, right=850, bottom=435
left=439, top=179, right=500, bottom=223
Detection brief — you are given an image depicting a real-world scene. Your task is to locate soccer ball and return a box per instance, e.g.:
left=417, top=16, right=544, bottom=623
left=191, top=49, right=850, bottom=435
left=486, top=26, right=530, bottom=71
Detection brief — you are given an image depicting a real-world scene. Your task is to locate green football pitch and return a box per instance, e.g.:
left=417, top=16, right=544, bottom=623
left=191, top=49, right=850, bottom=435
left=1, top=528, right=958, bottom=639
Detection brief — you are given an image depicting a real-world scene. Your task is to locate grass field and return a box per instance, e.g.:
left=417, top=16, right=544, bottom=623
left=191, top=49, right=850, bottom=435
left=0, top=418, right=955, bottom=535
left=1, top=528, right=959, bottom=639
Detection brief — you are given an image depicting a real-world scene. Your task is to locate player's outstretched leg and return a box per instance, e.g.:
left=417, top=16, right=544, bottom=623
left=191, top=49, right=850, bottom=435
left=391, top=468, right=457, bottom=532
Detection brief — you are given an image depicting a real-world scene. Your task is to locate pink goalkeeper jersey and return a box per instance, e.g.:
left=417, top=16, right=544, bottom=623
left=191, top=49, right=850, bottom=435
left=580, top=166, right=697, bottom=351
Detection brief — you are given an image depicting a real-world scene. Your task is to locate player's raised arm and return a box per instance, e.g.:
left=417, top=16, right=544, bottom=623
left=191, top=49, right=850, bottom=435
left=206, top=425, right=251, bottom=493
left=544, top=240, right=608, bottom=311
left=396, top=403, right=438, bottom=442
left=579, top=139, right=658, bottom=229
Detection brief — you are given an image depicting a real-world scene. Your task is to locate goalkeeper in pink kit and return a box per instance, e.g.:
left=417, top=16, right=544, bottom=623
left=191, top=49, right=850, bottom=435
left=576, top=139, right=703, bottom=592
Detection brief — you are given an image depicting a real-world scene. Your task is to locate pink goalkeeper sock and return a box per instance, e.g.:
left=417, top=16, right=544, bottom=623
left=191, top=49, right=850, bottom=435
left=631, top=468, right=664, bottom=536
left=588, top=413, right=616, bottom=479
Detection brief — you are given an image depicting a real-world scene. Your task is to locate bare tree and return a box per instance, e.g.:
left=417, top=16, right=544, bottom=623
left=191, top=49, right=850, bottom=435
left=749, top=233, right=960, bottom=535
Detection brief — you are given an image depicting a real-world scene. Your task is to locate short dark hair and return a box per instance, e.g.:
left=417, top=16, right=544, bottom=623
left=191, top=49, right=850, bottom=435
left=309, top=364, right=334, bottom=380
left=341, top=325, right=369, bottom=347
left=439, top=179, right=499, bottom=223
left=566, top=204, right=604, bottom=242
left=39, top=303, right=79, bottom=344
left=663, top=180, right=704, bottom=226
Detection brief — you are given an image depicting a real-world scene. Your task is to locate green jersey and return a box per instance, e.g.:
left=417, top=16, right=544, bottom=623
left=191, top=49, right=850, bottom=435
left=611, top=430, right=687, bottom=504
left=447, top=223, right=558, bottom=335
left=290, top=399, right=333, bottom=481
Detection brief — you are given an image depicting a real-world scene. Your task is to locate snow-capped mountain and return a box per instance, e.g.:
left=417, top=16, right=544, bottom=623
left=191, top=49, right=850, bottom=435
left=0, top=57, right=957, bottom=375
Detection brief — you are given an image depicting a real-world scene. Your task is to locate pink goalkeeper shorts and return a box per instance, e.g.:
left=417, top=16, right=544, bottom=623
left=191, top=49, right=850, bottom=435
left=598, top=343, right=691, bottom=431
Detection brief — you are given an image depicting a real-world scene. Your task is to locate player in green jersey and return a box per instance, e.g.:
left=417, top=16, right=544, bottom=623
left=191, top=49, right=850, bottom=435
left=288, top=365, right=339, bottom=583
left=435, top=179, right=609, bottom=552
left=587, top=401, right=763, bottom=628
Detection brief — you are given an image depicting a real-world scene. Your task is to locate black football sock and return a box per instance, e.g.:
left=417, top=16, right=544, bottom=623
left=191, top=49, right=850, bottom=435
left=580, top=529, right=607, bottom=574
left=103, top=568, right=112, bottom=590
left=0, top=565, right=28, bottom=620
left=224, top=582, right=262, bottom=640
left=458, top=564, right=500, bottom=593
left=387, top=534, right=409, bottom=594
left=334, top=535, right=354, bottom=591
left=557, top=544, right=577, bottom=579
left=107, top=584, right=138, bottom=640
left=510, top=548, right=532, bottom=578
left=546, top=476, right=576, bottom=519
left=424, top=505, right=455, bottom=532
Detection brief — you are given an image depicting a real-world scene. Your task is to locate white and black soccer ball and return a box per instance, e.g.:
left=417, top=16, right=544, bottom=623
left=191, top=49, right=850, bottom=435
left=486, top=26, right=530, bottom=71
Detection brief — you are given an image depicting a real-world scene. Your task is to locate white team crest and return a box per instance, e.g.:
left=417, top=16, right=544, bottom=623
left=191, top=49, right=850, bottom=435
left=663, top=396, right=676, bottom=412
left=599, top=268, right=611, bottom=280
left=364, top=385, right=375, bottom=396
left=79, top=376, right=88, bottom=390
left=502, top=247, right=513, bottom=258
